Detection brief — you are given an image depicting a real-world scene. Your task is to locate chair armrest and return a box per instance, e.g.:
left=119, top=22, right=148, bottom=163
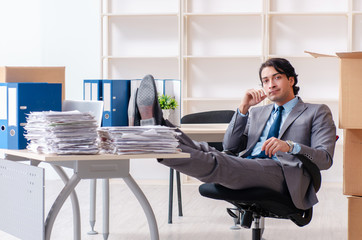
left=295, top=154, right=321, bottom=192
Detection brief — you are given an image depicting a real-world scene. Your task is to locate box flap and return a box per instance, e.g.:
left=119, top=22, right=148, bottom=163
left=304, top=51, right=336, bottom=58
left=336, top=52, right=362, bottom=59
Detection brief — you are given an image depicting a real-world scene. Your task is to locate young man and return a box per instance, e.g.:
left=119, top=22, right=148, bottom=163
left=134, top=58, right=336, bottom=210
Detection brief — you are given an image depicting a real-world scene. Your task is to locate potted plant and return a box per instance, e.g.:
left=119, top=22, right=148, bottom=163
left=158, top=94, right=178, bottom=119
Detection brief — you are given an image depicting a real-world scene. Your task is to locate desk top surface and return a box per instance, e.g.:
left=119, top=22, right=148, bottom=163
left=180, top=123, right=228, bottom=134
left=2, top=149, right=190, bottom=162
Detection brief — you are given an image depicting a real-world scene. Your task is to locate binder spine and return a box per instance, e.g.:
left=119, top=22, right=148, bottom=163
left=6, top=83, right=62, bottom=149
left=84, top=80, right=103, bottom=101
left=0, top=84, right=8, bottom=149
left=102, top=80, right=130, bottom=127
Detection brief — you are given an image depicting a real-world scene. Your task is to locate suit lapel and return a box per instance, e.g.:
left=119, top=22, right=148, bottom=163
left=279, top=100, right=308, bottom=138
left=248, top=104, right=274, bottom=147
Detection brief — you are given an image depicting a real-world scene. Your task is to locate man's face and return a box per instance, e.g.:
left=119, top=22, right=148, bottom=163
left=261, top=66, right=295, bottom=105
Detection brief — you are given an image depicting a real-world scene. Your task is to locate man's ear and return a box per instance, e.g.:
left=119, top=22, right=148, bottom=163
left=288, top=77, right=295, bottom=86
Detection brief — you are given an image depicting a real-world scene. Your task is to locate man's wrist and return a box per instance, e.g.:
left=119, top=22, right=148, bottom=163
left=237, top=107, right=248, bottom=117
left=285, top=140, right=301, bottom=154
left=286, top=140, right=294, bottom=153
left=238, top=104, right=249, bottom=115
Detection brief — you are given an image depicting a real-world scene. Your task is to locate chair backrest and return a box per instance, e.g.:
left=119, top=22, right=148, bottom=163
left=62, top=100, right=104, bottom=127
left=181, top=110, right=235, bottom=151
left=181, top=110, right=235, bottom=124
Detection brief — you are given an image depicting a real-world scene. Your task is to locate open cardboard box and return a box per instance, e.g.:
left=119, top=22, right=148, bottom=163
left=305, top=51, right=362, bottom=129
left=348, top=196, right=362, bottom=240
left=0, top=66, right=65, bottom=100
left=343, top=129, right=362, bottom=196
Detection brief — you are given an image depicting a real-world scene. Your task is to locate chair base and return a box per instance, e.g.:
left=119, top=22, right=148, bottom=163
left=199, top=183, right=313, bottom=240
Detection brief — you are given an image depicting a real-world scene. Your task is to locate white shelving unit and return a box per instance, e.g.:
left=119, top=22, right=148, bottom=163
left=100, top=0, right=181, bottom=80
left=100, top=0, right=362, bottom=116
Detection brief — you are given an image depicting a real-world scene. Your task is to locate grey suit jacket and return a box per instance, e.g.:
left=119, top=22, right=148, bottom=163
left=223, top=98, right=336, bottom=210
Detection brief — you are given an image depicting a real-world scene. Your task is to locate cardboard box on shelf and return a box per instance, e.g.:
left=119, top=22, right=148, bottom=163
left=0, top=66, right=65, bottom=100
left=348, top=196, right=362, bottom=240
left=343, top=129, right=362, bottom=196
left=305, top=51, right=362, bottom=129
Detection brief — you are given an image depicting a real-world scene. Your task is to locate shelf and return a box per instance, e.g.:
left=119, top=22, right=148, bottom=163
left=183, top=98, right=241, bottom=101
left=102, top=13, right=179, bottom=17
left=103, top=56, right=179, bottom=59
left=268, top=11, right=348, bottom=16
left=184, top=55, right=262, bottom=59
left=267, top=54, right=318, bottom=58
left=183, top=98, right=338, bottom=103
left=303, top=98, right=339, bottom=103
left=184, top=12, right=262, bottom=16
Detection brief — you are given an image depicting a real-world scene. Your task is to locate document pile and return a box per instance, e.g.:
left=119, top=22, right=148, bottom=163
left=24, top=111, right=99, bottom=154
left=98, top=126, right=180, bottom=154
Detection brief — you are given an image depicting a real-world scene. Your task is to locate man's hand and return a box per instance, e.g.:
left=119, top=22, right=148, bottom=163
left=239, top=89, right=267, bottom=114
left=261, top=137, right=290, bottom=157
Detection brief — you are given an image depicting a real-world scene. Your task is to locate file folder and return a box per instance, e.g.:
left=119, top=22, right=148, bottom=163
left=83, top=79, right=103, bottom=101
left=0, top=82, right=62, bottom=149
left=0, top=85, right=7, bottom=149
left=102, top=80, right=130, bottom=126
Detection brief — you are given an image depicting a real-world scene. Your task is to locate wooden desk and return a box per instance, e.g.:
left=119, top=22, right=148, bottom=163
left=1, top=150, right=189, bottom=240
left=180, top=123, right=228, bottom=142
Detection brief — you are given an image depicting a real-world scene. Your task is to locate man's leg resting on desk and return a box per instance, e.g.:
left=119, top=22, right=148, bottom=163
left=133, top=74, right=287, bottom=194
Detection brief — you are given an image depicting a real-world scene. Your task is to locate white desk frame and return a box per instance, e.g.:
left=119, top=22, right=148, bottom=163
left=87, top=124, right=228, bottom=237
left=2, top=150, right=189, bottom=240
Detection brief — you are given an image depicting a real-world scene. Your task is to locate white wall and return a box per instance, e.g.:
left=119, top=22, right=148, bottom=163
left=0, top=0, right=43, bottom=65
left=0, top=0, right=100, bottom=100
left=0, top=0, right=101, bottom=179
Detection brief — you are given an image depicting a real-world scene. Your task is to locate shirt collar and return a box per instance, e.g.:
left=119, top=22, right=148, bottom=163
left=273, top=96, right=299, bottom=114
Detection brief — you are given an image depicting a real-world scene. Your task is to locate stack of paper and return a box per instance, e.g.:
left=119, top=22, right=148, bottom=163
left=24, top=111, right=99, bottom=155
left=98, top=126, right=180, bottom=154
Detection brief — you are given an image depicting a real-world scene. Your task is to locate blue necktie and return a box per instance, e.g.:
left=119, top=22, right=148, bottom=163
left=248, top=106, right=284, bottom=159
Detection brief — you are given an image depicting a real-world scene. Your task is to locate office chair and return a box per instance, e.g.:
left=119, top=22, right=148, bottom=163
left=168, top=110, right=235, bottom=223
left=199, top=153, right=322, bottom=240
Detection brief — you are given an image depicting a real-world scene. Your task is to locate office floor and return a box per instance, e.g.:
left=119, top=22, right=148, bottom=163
left=0, top=180, right=347, bottom=240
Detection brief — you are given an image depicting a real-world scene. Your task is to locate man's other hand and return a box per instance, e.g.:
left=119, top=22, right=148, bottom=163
left=261, top=137, right=290, bottom=157
left=238, top=89, right=267, bottom=114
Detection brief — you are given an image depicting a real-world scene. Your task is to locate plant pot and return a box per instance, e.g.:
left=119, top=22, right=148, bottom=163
left=162, top=109, right=171, bottom=119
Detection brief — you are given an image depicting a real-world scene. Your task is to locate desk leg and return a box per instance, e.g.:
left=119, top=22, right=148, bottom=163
left=88, top=179, right=98, bottom=235
left=102, top=179, right=110, bottom=240
left=123, top=174, right=159, bottom=240
left=51, top=165, right=81, bottom=240
left=45, top=173, right=81, bottom=240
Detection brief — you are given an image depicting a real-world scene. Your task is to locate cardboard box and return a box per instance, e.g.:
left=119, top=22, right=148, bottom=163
left=0, top=66, right=65, bottom=100
left=343, top=129, right=362, bottom=196
left=305, top=51, right=362, bottom=129
left=348, top=196, right=362, bottom=240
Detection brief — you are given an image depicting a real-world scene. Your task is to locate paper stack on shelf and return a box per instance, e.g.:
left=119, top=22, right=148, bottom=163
left=24, top=111, right=99, bottom=155
left=98, top=126, right=180, bottom=154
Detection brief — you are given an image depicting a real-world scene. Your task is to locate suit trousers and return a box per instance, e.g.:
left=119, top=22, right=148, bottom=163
left=159, top=125, right=288, bottom=194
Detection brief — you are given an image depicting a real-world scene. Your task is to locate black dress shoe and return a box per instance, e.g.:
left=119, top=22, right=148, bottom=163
left=133, top=89, right=141, bottom=126
left=136, top=74, right=163, bottom=125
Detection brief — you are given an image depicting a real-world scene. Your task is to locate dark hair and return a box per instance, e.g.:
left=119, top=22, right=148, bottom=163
left=259, top=58, right=300, bottom=95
